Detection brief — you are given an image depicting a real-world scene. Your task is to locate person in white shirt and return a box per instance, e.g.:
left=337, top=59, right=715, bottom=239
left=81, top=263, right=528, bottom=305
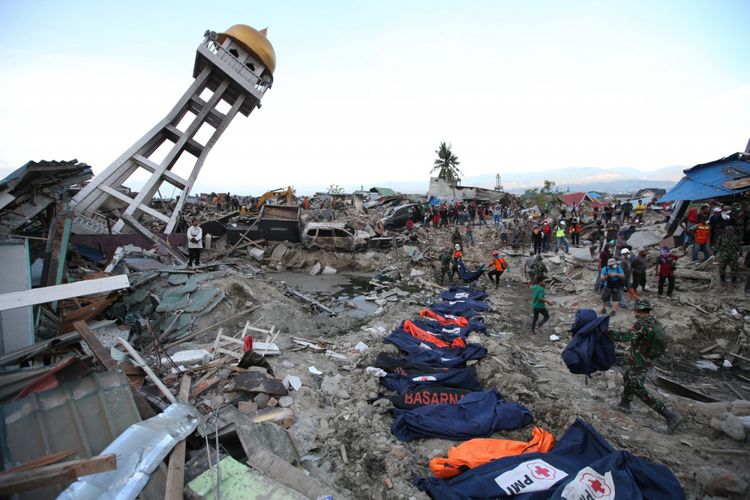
left=187, top=218, right=203, bottom=267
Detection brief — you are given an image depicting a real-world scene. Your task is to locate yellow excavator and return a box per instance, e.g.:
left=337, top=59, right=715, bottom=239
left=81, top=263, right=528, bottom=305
left=255, top=186, right=296, bottom=209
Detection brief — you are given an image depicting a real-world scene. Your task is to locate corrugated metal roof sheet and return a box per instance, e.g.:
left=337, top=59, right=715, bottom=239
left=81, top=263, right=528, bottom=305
left=1, top=370, right=141, bottom=499
left=661, top=152, right=750, bottom=202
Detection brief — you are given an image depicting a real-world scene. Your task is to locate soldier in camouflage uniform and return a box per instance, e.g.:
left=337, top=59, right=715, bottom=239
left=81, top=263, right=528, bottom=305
left=718, top=225, right=742, bottom=282
left=608, top=299, right=684, bottom=434
left=532, top=254, right=547, bottom=282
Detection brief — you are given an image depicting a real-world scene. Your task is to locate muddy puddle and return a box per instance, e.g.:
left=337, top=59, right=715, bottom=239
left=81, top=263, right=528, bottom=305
left=271, top=270, right=381, bottom=318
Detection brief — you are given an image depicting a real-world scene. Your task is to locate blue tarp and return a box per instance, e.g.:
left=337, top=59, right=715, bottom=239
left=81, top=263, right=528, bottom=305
left=660, top=153, right=750, bottom=202
left=417, top=418, right=685, bottom=499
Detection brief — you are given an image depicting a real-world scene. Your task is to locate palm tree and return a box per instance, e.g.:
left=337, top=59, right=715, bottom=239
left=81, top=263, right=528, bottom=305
left=431, top=142, right=462, bottom=186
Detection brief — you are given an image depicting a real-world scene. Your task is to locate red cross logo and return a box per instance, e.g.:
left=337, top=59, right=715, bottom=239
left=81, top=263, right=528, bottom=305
left=590, top=479, right=605, bottom=494
left=535, top=466, right=550, bottom=477
left=581, top=472, right=611, bottom=497
left=527, top=461, right=557, bottom=480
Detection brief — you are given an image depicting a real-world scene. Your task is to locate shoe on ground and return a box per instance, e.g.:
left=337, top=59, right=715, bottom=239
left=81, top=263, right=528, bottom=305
left=617, top=398, right=631, bottom=413
left=600, top=307, right=607, bottom=314
left=665, top=410, right=684, bottom=434
left=610, top=309, right=616, bottom=316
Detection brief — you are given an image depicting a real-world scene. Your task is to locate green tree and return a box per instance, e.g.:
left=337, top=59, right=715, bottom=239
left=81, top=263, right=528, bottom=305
left=541, top=180, right=556, bottom=194
left=327, top=183, right=344, bottom=194
left=431, top=142, right=462, bottom=186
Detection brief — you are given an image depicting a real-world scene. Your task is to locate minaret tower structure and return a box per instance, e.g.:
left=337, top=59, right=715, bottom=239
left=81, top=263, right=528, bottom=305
left=71, top=24, right=275, bottom=233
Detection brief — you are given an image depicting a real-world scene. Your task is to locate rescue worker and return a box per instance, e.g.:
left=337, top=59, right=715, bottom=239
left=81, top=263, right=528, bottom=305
left=718, top=225, right=742, bottom=283
left=691, top=220, right=711, bottom=262
left=532, top=254, right=547, bottom=282
left=450, top=243, right=463, bottom=279
left=630, top=248, right=648, bottom=294
left=439, top=249, right=453, bottom=285
left=554, top=221, right=569, bottom=254
left=486, top=250, right=508, bottom=289
left=608, top=300, right=683, bottom=434
left=451, top=227, right=463, bottom=247
left=600, top=258, right=625, bottom=316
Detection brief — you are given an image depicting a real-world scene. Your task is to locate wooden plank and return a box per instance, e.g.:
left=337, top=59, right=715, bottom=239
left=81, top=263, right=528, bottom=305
left=165, top=374, right=191, bottom=500
left=118, top=338, right=177, bottom=404
left=74, top=321, right=117, bottom=370
left=0, top=454, right=116, bottom=495
left=2, top=449, right=76, bottom=474
left=0, top=275, right=130, bottom=312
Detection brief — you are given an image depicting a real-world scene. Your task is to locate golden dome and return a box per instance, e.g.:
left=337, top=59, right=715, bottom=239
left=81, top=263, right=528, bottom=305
left=218, top=24, right=276, bottom=75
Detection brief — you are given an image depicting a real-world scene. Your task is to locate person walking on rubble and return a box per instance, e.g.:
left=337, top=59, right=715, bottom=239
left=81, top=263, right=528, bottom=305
left=450, top=243, right=463, bottom=279
left=439, top=249, right=453, bottom=285
left=531, top=276, right=552, bottom=333
left=608, top=299, right=683, bottom=434
left=464, top=223, right=475, bottom=246
left=656, top=246, right=686, bottom=297
left=524, top=251, right=536, bottom=285
left=600, top=258, right=625, bottom=316
left=630, top=248, right=648, bottom=294
left=451, top=227, right=463, bottom=248
left=532, top=254, right=547, bottom=283
left=531, top=225, right=543, bottom=255
left=486, top=250, right=508, bottom=289
left=187, top=218, right=203, bottom=267
left=718, top=225, right=742, bottom=283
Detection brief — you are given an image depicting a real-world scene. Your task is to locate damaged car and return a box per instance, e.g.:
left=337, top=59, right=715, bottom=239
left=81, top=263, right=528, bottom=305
left=301, top=222, right=371, bottom=251
left=379, top=203, right=423, bottom=229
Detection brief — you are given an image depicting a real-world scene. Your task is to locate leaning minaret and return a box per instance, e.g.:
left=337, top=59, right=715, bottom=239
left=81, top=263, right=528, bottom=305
left=72, top=24, right=275, bottom=233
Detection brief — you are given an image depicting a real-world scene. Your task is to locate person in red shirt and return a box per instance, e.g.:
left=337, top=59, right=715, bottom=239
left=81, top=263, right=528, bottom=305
left=656, top=247, right=686, bottom=297
left=541, top=220, right=552, bottom=252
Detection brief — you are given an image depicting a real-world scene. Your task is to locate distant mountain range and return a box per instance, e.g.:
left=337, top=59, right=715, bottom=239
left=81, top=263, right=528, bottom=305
left=0, top=164, right=684, bottom=197
left=361, top=165, right=683, bottom=195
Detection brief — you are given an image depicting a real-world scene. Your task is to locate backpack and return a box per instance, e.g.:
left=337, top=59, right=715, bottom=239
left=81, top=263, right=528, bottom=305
left=562, top=309, right=615, bottom=375
left=646, top=320, right=668, bottom=359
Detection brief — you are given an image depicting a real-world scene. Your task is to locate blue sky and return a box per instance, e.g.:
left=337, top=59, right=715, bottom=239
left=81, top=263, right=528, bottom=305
left=0, top=0, right=748, bottom=194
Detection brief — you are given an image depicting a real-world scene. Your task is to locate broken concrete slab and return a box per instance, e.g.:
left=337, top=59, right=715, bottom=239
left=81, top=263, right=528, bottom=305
left=322, top=266, right=337, bottom=275
left=184, top=288, right=225, bottom=314
left=627, top=229, right=664, bottom=249
left=230, top=372, right=288, bottom=396
left=246, top=448, right=339, bottom=499
left=235, top=414, right=301, bottom=465
left=166, top=274, right=188, bottom=286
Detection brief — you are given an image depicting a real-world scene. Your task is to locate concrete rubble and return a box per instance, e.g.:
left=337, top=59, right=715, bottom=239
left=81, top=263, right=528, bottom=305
left=1, top=179, right=749, bottom=499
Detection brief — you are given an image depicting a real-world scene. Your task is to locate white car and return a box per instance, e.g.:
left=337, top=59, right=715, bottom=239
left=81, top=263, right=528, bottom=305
left=302, top=222, right=371, bottom=251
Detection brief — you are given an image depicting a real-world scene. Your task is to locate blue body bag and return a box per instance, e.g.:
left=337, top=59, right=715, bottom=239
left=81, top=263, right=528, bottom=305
left=561, top=309, right=615, bottom=375
left=391, top=390, right=532, bottom=442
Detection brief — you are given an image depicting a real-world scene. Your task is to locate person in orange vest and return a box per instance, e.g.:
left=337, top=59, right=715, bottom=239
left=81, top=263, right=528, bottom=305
left=692, top=221, right=711, bottom=262
left=486, top=250, right=508, bottom=288
left=450, top=244, right=463, bottom=279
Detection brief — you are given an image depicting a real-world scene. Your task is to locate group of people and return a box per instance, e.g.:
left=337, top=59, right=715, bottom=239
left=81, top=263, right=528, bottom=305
left=439, top=243, right=509, bottom=289
left=424, top=201, right=510, bottom=228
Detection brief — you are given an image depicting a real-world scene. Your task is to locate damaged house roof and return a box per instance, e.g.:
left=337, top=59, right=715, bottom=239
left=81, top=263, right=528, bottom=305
left=0, top=159, right=93, bottom=235
left=660, top=152, right=750, bottom=202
